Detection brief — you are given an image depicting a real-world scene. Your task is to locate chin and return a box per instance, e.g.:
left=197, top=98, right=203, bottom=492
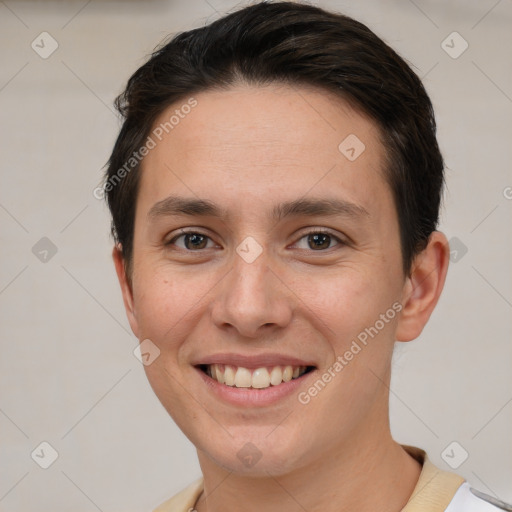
left=197, top=426, right=311, bottom=477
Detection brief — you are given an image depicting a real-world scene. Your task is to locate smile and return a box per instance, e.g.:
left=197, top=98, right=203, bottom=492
left=198, top=364, right=314, bottom=389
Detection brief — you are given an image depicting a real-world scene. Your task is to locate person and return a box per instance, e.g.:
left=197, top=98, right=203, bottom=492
left=102, top=2, right=511, bottom=511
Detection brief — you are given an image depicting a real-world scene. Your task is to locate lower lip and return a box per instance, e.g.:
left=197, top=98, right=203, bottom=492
left=195, top=367, right=315, bottom=407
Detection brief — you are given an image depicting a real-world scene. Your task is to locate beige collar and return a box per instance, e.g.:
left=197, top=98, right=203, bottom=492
left=153, top=445, right=465, bottom=512
left=401, top=445, right=464, bottom=511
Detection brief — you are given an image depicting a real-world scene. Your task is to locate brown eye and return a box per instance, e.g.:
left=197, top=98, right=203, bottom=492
left=307, top=233, right=331, bottom=250
left=167, top=232, right=214, bottom=250
left=294, top=230, right=343, bottom=251
left=184, top=233, right=208, bottom=250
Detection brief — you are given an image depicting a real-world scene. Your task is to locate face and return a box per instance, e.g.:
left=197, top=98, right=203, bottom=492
left=115, top=83, right=416, bottom=476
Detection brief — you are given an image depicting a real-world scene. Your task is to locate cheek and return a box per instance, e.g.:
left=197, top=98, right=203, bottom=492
left=292, top=262, right=402, bottom=369
left=292, top=267, right=382, bottom=334
left=131, top=265, right=203, bottom=346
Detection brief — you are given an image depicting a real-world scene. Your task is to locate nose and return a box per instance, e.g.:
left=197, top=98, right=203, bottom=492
left=210, top=248, right=293, bottom=339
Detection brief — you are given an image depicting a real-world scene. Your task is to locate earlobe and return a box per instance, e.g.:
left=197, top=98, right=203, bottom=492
left=395, top=231, right=450, bottom=342
left=112, top=244, right=140, bottom=339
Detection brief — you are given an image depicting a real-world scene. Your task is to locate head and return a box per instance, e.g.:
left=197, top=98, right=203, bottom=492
left=106, top=1, right=449, bottom=475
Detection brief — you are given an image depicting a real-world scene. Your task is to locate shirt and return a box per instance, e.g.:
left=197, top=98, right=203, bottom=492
left=153, top=445, right=510, bottom=512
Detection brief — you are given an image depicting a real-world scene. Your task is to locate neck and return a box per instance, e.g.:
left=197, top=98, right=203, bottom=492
left=194, top=423, right=421, bottom=512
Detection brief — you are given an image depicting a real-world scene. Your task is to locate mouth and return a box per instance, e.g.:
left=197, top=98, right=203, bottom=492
left=197, top=363, right=315, bottom=390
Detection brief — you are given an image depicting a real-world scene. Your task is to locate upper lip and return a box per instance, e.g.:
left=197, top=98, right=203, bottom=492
left=192, top=353, right=316, bottom=369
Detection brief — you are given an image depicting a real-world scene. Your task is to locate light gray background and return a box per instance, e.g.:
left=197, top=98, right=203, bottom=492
left=1, top=0, right=511, bottom=510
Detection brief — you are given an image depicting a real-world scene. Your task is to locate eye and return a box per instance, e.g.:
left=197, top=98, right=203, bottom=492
left=294, top=230, right=344, bottom=251
left=166, top=231, right=216, bottom=251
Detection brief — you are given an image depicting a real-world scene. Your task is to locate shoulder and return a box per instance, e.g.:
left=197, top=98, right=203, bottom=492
left=401, top=446, right=511, bottom=512
left=152, top=478, right=204, bottom=512
left=446, top=482, right=512, bottom=512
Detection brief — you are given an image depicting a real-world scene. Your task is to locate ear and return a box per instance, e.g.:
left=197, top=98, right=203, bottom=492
left=112, top=244, right=140, bottom=339
left=395, top=231, right=450, bottom=342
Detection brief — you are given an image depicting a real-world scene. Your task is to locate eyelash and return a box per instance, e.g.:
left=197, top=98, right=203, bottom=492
left=165, top=228, right=345, bottom=252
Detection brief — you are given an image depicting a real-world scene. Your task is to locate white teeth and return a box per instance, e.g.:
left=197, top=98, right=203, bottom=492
left=251, top=368, right=270, bottom=389
left=214, top=365, right=225, bottom=384
left=234, top=367, right=252, bottom=388
left=269, top=366, right=283, bottom=386
left=224, top=365, right=236, bottom=386
left=205, top=364, right=309, bottom=389
left=282, top=366, right=293, bottom=382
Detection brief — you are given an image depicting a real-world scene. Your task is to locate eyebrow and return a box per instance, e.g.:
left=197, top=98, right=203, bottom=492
left=147, top=195, right=370, bottom=222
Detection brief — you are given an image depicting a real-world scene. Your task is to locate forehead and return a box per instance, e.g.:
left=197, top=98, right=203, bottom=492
left=137, top=83, right=391, bottom=221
